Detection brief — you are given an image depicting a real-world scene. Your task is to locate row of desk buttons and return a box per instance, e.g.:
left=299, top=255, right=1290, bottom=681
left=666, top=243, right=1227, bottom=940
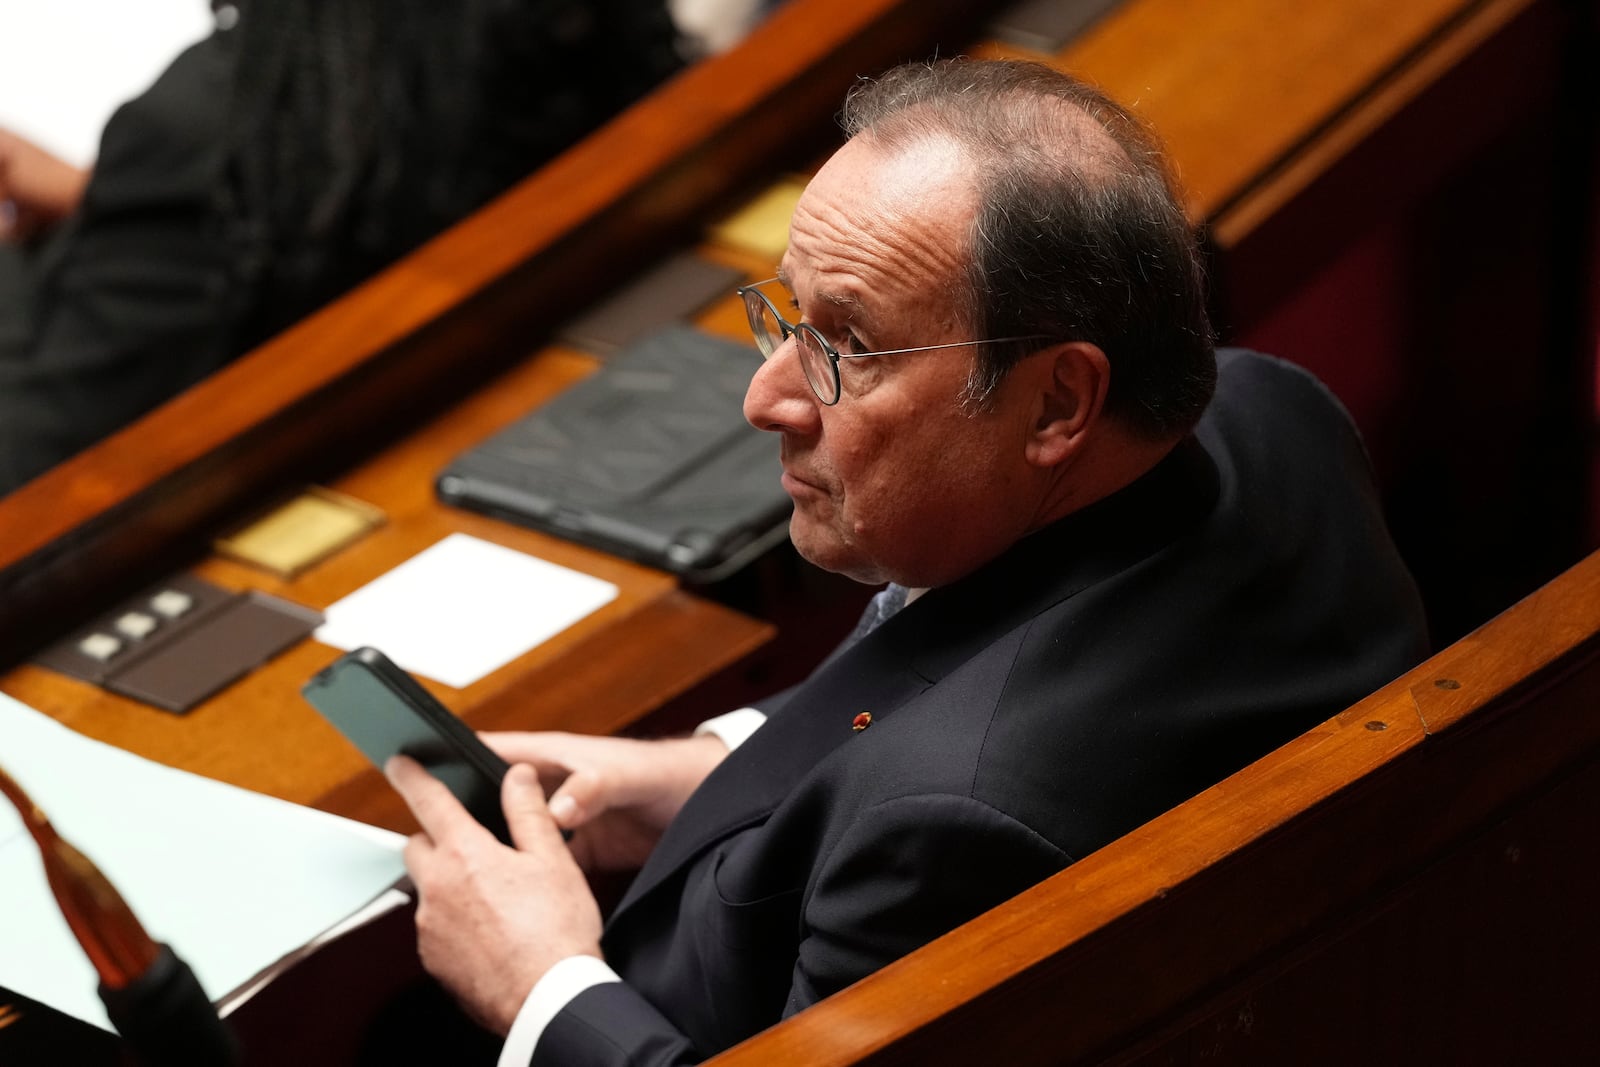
left=76, top=589, right=196, bottom=662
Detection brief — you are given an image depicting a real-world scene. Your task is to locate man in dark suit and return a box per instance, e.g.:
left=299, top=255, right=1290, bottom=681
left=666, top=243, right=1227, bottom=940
left=388, top=59, right=1429, bottom=1065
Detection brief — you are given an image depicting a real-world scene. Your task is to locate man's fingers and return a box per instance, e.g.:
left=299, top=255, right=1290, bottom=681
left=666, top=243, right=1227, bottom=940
left=546, top=766, right=613, bottom=830
left=501, top=764, right=567, bottom=852
left=387, top=755, right=482, bottom=842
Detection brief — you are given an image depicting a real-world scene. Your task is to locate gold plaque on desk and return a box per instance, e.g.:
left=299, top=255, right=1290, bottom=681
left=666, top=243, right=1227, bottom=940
left=216, top=487, right=385, bottom=578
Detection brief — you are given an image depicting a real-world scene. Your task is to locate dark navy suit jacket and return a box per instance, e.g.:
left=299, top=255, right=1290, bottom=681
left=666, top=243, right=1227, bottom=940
left=533, top=350, right=1430, bottom=1065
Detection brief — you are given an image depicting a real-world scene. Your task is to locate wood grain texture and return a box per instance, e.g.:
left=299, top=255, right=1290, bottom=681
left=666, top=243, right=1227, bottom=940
left=1207, top=0, right=1543, bottom=247
left=1058, top=0, right=1476, bottom=219
left=1208, top=0, right=1562, bottom=326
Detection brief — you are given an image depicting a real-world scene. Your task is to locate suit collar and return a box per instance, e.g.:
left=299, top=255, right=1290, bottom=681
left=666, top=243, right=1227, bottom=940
left=888, top=435, right=1219, bottom=685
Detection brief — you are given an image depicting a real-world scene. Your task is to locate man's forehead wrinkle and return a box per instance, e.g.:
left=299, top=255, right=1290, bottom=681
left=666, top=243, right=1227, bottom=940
left=803, top=167, right=969, bottom=281
left=790, top=196, right=929, bottom=305
left=800, top=211, right=961, bottom=327
left=774, top=133, right=978, bottom=351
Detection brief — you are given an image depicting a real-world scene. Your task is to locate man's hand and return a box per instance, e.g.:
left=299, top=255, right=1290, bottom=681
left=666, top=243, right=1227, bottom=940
left=388, top=757, right=603, bottom=1036
left=0, top=128, right=89, bottom=242
left=482, top=732, right=729, bottom=874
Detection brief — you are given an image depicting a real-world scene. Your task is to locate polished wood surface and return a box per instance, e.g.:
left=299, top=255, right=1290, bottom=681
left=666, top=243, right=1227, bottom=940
left=1058, top=0, right=1474, bottom=219
left=1206, top=0, right=1563, bottom=323
left=2, top=594, right=766, bottom=833
left=703, top=548, right=1600, bottom=1066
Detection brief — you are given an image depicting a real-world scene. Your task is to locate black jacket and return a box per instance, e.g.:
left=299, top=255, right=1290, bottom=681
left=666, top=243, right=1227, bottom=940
left=533, top=350, right=1430, bottom=1065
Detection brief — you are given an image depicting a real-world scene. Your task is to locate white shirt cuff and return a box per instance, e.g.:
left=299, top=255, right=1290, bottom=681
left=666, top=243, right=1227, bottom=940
left=693, top=706, right=768, bottom=752
left=498, top=955, right=622, bottom=1067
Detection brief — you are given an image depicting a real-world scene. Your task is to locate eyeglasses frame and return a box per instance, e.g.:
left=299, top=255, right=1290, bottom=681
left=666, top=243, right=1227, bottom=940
left=735, top=279, right=1050, bottom=406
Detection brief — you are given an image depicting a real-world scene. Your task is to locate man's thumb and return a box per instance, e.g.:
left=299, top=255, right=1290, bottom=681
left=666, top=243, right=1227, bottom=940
left=502, top=763, right=560, bottom=850
left=545, top=769, right=604, bottom=830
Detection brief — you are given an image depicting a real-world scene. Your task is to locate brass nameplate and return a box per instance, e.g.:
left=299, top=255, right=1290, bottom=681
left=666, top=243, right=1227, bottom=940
left=216, top=487, right=385, bottom=578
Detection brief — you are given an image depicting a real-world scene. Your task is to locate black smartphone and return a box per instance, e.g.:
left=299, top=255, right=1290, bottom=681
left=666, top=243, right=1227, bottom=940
left=302, top=647, right=511, bottom=844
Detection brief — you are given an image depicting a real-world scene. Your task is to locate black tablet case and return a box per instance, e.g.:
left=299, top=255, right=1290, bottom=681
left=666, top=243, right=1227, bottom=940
left=436, top=326, right=791, bottom=581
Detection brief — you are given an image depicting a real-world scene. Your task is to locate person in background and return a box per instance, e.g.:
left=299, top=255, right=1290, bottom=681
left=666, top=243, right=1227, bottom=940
left=388, top=58, right=1432, bottom=1066
left=0, top=0, right=685, bottom=494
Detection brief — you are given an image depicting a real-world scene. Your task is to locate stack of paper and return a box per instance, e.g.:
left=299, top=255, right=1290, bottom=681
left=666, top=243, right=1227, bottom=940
left=0, top=692, right=408, bottom=1032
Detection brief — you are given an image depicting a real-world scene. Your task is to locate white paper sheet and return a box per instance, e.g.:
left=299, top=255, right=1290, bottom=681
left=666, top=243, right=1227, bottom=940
left=0, top=692, right=407, bottom=1032
left=0, top=1, right=214, bottom=168
left=314, top=533, right=620, bottom=689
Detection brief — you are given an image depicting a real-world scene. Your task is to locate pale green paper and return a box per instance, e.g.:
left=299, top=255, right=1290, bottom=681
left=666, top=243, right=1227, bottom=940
left=0, top=691, right=406, bottom=1031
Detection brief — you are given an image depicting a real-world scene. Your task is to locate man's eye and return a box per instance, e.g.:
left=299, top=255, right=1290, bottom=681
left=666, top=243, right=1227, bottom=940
left=836, top=330, right=866, bottom=355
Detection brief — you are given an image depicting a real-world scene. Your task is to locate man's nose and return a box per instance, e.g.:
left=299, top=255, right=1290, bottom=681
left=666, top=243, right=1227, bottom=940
left=744, top=335, right=819, bottom=434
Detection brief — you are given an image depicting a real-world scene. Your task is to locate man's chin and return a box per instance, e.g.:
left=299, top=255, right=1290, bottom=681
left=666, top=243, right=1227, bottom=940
left=788, top=519, right=890, bottom=585
left=788, top=518, right=846, bottom=575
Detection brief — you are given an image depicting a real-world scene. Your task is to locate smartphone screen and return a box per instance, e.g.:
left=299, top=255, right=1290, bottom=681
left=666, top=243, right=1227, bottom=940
left=302, top=648, right=511, bottom=843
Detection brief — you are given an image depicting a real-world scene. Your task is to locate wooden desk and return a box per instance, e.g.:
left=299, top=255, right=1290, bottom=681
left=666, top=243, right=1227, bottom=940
left=0, top=343, right=774, bottom=1063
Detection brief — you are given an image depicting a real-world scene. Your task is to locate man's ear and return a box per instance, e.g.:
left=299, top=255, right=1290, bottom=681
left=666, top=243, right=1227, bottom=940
left=1026, top=341, right=1110, bottom=468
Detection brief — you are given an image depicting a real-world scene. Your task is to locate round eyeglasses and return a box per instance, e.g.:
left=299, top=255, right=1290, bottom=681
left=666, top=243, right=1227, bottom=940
left=735, top=279, right=1049, bottom=405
